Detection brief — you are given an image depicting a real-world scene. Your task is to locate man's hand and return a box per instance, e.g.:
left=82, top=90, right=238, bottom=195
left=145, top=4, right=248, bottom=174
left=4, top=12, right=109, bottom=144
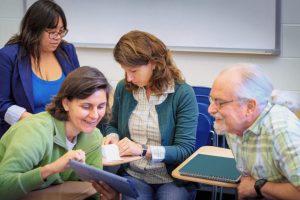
left=237, top=176, right=258, bottom=200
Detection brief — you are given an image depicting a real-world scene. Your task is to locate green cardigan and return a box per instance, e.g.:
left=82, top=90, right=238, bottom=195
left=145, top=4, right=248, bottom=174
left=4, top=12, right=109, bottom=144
left=0, top=112, right=103, bottom=200
left=106, top=80, right=198, bottom=174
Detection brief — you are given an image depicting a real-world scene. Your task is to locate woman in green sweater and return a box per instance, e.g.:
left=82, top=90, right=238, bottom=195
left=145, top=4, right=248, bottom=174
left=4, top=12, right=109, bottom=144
left=0, top=66, right=111, bottom=200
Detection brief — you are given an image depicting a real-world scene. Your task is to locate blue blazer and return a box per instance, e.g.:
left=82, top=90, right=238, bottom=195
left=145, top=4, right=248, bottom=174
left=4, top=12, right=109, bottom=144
left=0, top=43, right=80, bottom=137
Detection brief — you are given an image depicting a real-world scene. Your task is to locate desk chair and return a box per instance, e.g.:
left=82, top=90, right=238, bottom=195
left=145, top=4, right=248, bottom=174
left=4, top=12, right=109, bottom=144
left=196, top=113, right=213, bottom=149
left=192, top=86, right=211, bottom=96
left=196, top=103, right=216, bottom=147
left=197, top=103, right=231, bottom=200
left=193, top=87, right=231, bottom=200
left=195, top=104, right=218, bottom=200
left=197, top=101, right=219, bottom=145
left=192, top=86, right=216, bottom=146
left=193, top=86, right=228, bottom=148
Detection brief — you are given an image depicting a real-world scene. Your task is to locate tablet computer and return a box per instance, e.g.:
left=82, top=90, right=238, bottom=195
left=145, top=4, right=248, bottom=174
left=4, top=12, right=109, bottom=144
left=69, top=160, right=139, bottom=198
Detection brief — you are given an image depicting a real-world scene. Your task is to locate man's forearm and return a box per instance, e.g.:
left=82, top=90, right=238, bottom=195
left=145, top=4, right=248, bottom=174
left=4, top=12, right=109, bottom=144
left=261, top=182, right=300, bottom=200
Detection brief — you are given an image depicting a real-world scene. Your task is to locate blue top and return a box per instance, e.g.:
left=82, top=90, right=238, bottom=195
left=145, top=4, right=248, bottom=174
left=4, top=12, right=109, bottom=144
left=32, top=72, right=65, bottom=113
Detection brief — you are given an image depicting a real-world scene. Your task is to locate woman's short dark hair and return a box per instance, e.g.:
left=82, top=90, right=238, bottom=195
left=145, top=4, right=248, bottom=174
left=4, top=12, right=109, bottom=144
left=7, top=0, right=68, bottom=65
left=113, top=30, right=184, bottom=94
left=46, top=66, right=111, bottom=121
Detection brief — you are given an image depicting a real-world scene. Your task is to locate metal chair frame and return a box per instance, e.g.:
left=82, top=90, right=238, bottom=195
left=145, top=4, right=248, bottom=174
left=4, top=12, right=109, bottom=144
left=193, top=86, right=232, bottom=200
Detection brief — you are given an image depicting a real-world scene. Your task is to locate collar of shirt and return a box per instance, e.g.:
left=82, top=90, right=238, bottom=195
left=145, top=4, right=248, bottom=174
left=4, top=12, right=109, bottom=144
left=66, top=136, right=78, bottom=150
left=133, top=82, right=175, bottom=105
left=243, top=102, right=274, bottom=137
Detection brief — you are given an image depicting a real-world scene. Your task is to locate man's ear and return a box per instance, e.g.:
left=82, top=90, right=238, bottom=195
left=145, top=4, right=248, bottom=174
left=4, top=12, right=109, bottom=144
left=246, top=99, right=257, bottom=115
left=62, top=98, right=69, bottom=111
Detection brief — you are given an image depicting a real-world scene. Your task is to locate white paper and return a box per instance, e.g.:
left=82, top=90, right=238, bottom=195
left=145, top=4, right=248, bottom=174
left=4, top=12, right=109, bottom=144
left=102, top=144, right=122, bottom=161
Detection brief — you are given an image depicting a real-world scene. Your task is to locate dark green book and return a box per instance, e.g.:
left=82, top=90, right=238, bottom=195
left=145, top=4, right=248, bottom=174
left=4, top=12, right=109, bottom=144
left=179, top=154, right=241, bottom=183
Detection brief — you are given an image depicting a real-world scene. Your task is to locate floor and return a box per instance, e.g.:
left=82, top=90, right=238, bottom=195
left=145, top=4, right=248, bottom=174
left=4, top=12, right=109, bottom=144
left=196, top=188, right=236, bottom=200
left=196, top=191, right=236, bottom=200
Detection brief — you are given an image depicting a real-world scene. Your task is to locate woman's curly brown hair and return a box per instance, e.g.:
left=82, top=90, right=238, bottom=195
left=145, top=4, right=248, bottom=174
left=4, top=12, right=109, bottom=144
left=113, top=30, right=184, bottom=94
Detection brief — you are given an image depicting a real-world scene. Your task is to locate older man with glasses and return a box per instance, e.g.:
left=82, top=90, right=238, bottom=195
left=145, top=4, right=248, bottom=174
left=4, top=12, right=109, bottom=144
left=208, top=63, right=300, bottom=200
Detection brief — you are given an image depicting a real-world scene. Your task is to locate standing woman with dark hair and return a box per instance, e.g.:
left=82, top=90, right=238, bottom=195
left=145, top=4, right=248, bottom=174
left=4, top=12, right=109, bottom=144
left=0, top=0, right=79, bottom=137
left=102, top=30, right=198, bottom=200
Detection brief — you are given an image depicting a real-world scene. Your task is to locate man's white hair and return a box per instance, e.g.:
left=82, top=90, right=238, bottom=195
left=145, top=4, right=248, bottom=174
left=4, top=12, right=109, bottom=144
left=221, top=63, right=273, bottom=111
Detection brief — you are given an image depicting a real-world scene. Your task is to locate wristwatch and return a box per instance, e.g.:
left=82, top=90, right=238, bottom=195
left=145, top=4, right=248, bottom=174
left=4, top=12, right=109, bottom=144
left=141, top=144, right=147, bottom=157
left=254, top=178, right=268, bottom=198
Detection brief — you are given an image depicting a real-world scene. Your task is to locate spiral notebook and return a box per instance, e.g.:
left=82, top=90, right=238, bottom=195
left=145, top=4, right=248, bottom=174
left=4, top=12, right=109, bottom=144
left=179, top=154, right=241, bottom=183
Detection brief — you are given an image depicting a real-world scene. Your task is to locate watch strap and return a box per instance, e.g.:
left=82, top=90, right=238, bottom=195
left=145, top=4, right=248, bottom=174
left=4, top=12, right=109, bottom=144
left=254, top=179, right=267, bottom=198
left=141, top=144, right=147, bottom=157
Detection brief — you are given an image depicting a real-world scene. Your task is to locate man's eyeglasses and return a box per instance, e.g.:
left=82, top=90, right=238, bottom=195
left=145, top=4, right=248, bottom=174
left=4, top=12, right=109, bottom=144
left=209, top=96, right=235, bottom=109
left=45, top=29, right=68, bottom=39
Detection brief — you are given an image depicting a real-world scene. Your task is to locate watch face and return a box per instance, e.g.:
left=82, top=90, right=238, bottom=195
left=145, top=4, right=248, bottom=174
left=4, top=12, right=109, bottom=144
left=142, top=144, right=147, bottom=156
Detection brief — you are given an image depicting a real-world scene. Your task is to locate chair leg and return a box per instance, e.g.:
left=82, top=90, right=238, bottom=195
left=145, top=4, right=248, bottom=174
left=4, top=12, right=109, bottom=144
left=219, top=186, right=223, bottom=200
left=234, top=188, right=238, bottom=200
left=214, top=134, right=219, bottom=147
left=211, top=186, right=217, bottom=200
left=222, top=136, right=226, bottom=148
left=211, top=131, right=218, bottom=147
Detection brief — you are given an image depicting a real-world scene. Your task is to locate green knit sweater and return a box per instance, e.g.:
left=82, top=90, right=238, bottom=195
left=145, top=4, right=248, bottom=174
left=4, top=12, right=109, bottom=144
left=0, top=112, right=103, bottom=200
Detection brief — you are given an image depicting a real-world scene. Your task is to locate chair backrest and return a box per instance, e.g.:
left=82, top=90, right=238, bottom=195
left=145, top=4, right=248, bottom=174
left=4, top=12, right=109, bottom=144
left=192, top=86, right=211, bottom=105
left=198, top=103, right=214, bottom=123
left=195, top=95, right=210, bottom=105
left=194, top=103, right=215, bottom=150
left=197, top=102, right=228, bottom=148
left=193, top=86, right=224, bottom=149
left=195, top=113, right=213, bottom=150
left=192, top=86, right=211, bottom=96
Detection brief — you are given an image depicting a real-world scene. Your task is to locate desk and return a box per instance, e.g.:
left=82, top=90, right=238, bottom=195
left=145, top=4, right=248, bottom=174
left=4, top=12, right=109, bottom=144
left=172, top=146, right=239, bottom=188
left=103, top=156, right=141, bottom=166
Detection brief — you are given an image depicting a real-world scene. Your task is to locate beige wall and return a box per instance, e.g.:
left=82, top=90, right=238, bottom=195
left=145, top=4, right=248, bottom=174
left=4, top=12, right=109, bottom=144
left=1, top=1, right=300, bottom=92
left=75, top=1, right=300, bottom=93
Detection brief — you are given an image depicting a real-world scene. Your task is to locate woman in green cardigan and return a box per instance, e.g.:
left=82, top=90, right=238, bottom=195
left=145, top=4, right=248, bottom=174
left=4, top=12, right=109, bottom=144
left=0, top=66, right=111, bottom=200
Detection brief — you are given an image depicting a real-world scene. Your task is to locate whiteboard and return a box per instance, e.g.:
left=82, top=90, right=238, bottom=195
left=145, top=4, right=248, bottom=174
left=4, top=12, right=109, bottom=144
left=27, top=0, right=280, bottom=54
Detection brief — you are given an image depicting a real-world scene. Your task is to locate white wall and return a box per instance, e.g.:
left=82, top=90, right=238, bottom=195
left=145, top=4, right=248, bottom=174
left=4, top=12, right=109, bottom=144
left=1, top=0, right=300, bottom=92
left=0, top=0, right=24, bottom=46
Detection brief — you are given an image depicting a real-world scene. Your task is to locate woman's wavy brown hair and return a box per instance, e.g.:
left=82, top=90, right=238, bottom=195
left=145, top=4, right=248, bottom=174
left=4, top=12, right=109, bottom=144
left=113, top=30, right=184, bottom=94
left=46, top=66, right=111, bottom=122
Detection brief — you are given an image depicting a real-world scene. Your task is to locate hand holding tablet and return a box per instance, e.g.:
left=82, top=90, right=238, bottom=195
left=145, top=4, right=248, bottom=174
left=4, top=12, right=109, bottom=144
left=69, top=160, right=139, bottom=198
